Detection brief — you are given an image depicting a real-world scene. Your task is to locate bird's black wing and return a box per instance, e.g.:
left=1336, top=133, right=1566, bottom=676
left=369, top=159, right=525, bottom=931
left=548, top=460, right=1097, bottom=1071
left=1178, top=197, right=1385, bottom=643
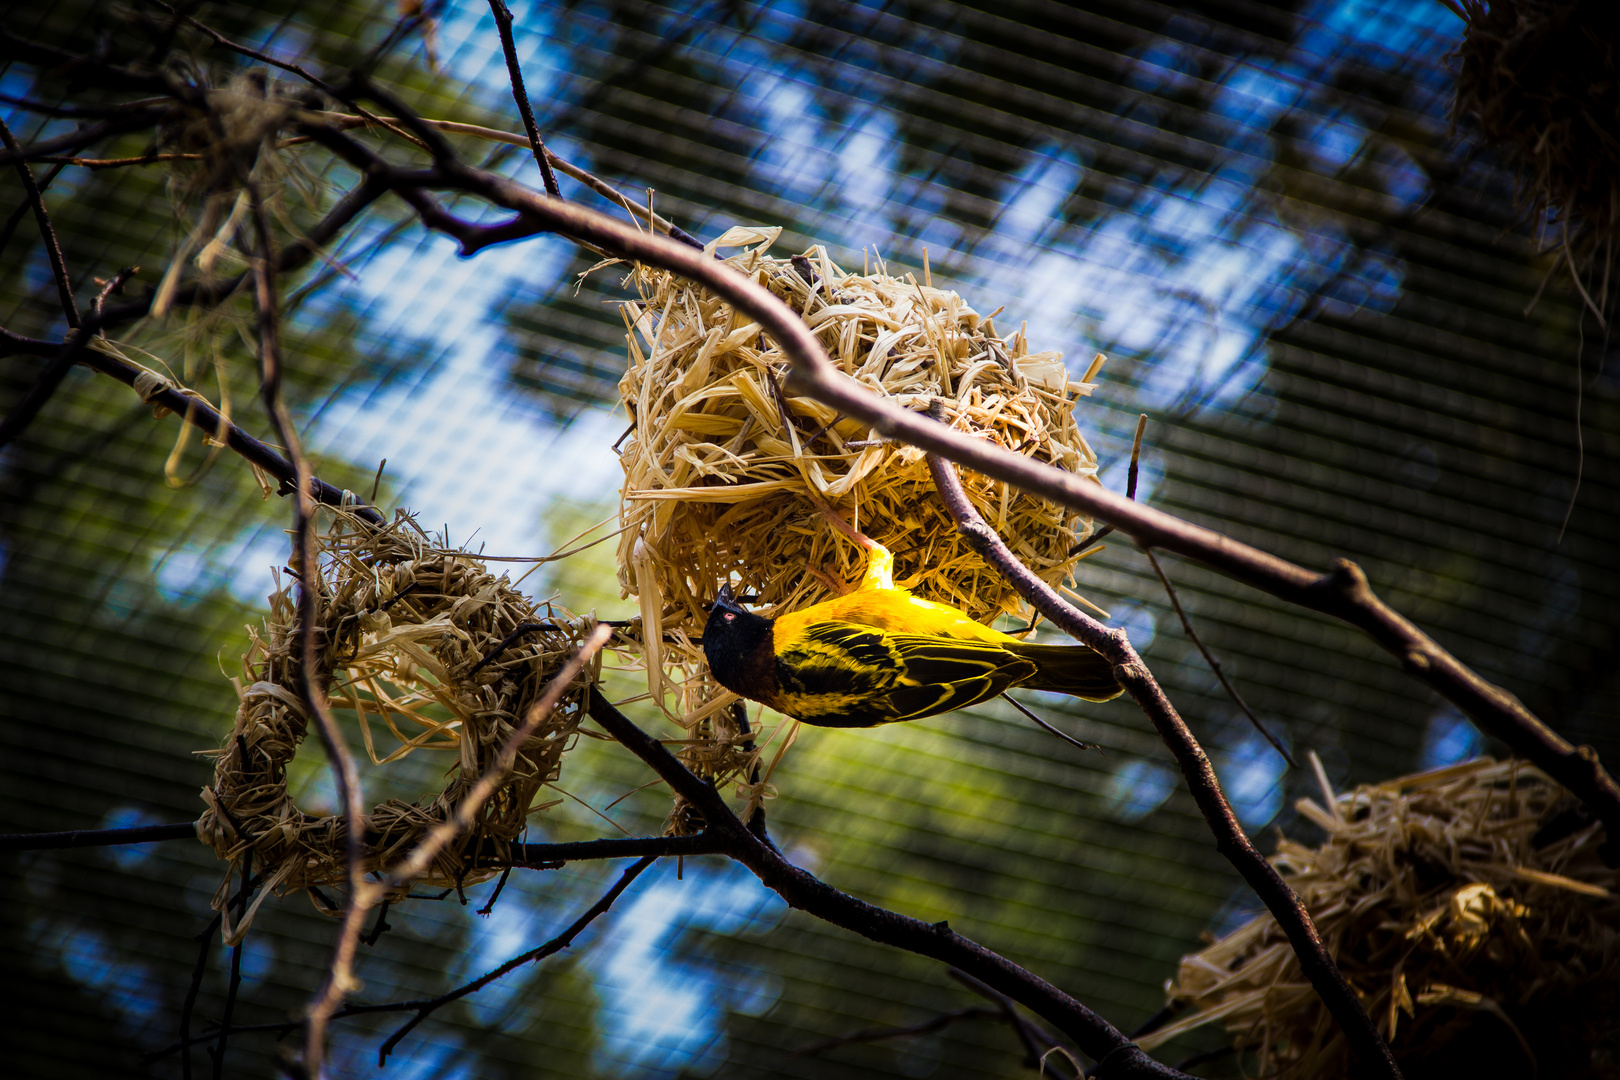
left=773, top=622, right=1035, bottom=727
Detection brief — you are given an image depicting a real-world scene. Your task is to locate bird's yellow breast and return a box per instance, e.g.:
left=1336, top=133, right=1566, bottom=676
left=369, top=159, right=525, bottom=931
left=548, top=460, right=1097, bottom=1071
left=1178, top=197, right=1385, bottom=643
left=773, top=577, right=1016, bottom=646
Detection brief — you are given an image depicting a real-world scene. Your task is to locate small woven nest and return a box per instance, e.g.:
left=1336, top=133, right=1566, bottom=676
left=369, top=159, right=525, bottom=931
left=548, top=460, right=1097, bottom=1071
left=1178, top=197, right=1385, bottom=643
left=1451, top=0, right=1620, bottom=287
left=1145, top=757, right=1620, bottom=1079
left=196, top=509, right=598, bottom=940
left=611, top=226, right=1106, bottom=801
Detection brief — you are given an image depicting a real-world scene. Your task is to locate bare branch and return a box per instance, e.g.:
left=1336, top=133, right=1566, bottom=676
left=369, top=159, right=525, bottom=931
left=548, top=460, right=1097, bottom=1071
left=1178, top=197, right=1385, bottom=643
left=313, top=112, right=702, bottom=246
left=473, top=191, right=1614, bottom=862
left=1143, top=545, right=1295, bottom=768
left=34, top=151, right=202, bottom=170
left=1069, top=413, right=1145, bottom=556
left=792, top=1005, right=1004, bottom=1058
left=0, top=116, right=79, bottom=327
left=0, top=821, right=195, bottom=850
left=0, top=116, right=91, bottom=447
left=384, top=623, right=614, bottom=889
left=373, top=853, right=655, bottom=1064
left=211, top=857, right=251, bottom=1080
left=922, top=446, right=1399, bottom=1079
left=242, top=178, right=369, bottom=1080
left=486, top=0, right=561, bottom=197
left=583, top=695, right=1191, bottom=1079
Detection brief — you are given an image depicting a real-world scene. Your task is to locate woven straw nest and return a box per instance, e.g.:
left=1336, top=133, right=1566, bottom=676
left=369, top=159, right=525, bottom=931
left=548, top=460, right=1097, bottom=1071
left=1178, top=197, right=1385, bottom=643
left=1450, top=0, right=1620, bottom=282
left=1144, top=757, right=1620, bottom=1079
left=197, top=509, right=598, bottom=941
left=612, top=226, right=1107, bottom=785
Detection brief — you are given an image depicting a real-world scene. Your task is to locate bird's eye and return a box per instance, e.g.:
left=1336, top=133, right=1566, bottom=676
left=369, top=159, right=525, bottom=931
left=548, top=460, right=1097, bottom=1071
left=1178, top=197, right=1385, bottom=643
left=722, top=612, right=736, bottom=622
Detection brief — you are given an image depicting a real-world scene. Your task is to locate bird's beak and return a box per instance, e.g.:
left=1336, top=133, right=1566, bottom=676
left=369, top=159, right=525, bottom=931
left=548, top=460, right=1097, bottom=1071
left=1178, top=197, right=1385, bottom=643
left=716, top=583, right=735, bottom=606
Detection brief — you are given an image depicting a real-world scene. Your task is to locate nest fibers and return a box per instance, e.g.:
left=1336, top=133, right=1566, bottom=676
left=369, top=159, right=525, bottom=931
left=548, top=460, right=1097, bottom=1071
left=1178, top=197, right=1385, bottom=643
left=196, top=509, right=598, bottom=941
left=1450, top=0, right=1620, bottom=299
left=1142, top=757, right=1620, bottom=1079
left=612, top=227, right=1107, bottom=782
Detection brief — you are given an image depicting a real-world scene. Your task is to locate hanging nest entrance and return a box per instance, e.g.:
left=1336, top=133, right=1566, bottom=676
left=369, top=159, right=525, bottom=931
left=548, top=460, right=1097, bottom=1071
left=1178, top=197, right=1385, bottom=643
left=1142, top=757, right=1620, bottom=1079
left=196, top=509, right=599, bottom=941
left=611, top=227, right=1110, bottom=794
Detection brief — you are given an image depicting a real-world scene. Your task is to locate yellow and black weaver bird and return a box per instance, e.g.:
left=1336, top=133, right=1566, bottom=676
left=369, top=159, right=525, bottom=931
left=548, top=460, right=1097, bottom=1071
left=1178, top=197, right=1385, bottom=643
left=703, top=542, right=1123, bottom=728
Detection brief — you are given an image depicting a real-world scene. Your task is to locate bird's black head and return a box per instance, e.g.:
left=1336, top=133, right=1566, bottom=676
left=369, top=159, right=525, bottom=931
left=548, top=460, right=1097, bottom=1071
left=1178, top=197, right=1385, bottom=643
left=703, top=584, right=776, bottom=698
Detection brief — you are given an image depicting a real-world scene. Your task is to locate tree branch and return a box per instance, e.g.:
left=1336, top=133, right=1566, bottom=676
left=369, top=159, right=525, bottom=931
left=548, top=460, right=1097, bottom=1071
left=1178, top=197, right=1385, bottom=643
left=486, top=0, right=561, bottom=198
left=419, top=183, right=1615, bottom=863
left=0, top=116, right=80, bottom=327
left=241, top=179, right=369, bottom=1080
left=923, top=445, right=1400, bottom=1079
left=0, top=115, right=88, bottom=448
left=584, top=695, right=1190, bottom=1079
left=0, top=821, right=196, bottom=850
left=373, top=853, right=655, bottom=1064
left=0, top=822, right=724, bottom=861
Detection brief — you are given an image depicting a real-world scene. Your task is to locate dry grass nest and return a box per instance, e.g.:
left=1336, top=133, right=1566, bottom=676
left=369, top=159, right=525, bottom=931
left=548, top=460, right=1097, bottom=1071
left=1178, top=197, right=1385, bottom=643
left=611, top=227, right=1109, bottom=788
left=1144, top=757, right=1620, bottom=1079
left=1451, top=0, right=1620, bottom=280
left=196, top=509, right=598, bottom=942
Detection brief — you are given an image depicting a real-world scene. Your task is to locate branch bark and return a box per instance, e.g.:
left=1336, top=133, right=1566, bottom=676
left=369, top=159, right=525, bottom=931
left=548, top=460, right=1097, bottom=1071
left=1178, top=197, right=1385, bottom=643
left=923, top=445, right=1400, bottom=1079
left=584, top=695, right=1191, bottom=1079
left=401, top=176, right=1616, bottom=864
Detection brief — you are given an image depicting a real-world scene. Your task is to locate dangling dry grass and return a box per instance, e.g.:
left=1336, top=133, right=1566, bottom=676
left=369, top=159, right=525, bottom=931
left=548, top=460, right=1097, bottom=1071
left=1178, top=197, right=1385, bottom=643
left=196, top=508, right=598, bottom=941
left=1144, top=757, right=1620, bottom=1078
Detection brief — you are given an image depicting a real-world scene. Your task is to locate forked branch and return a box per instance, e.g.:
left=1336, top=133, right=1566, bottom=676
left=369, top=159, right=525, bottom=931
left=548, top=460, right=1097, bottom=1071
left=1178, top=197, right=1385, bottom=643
left=923, top=444, right=1399, bottom=1079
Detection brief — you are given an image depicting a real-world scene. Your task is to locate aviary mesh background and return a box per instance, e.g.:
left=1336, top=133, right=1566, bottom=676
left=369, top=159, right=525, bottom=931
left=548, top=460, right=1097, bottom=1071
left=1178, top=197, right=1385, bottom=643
left=1, top=1, right=1615, bottom=1078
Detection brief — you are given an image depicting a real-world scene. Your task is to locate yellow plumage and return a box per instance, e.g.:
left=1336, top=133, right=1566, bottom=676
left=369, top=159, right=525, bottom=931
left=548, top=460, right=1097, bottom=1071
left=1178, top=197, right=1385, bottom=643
left=703, top=543, right=1122, bottom=729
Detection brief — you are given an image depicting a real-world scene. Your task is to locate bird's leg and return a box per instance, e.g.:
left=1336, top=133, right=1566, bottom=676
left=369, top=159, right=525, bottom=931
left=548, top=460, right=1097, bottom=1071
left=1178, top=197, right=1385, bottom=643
left=805, top=492, right=896, bottom=591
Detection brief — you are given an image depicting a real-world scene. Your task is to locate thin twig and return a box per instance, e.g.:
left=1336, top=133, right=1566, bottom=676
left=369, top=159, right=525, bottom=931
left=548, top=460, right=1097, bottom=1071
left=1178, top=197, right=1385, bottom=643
left=923, top=446, right=1399, bottom=1079
left=1143, top=548, right=1296, bottom=769
left=486, top=0, right=560, bottom=197
left=374, top=854, right=655, bottom=1064
left=1556, top=311, right=1586, bottom=545
left=474, top=865, right=513, bottom=916
left=386, top=624, right=613, bottom=889
left=0, top=114, right=172, bottom=168
left=950, top=968, right=1078, bottom=1076
left=91, top=266, right=138, bottom=318
left=312, top=112, right=702, bottom=247
left=361, top=900, right=392, bottom=947
left=178, top=914, right=219, bottom=1080
left=1000, top=694, right=1101, bottom=753
left=0, top=114, right=85, bottom=448
left=210, top=856, right=252, bottom=1080
left=0, top=160, right=64, bottom=255
left=1068, top=415, right=1145, bottom=556
left=33, top=151, right=202, bottom=169
left=244, top=179, right=368, bottom=1080
left=792, top=1005, right=1003, bottom=1057
left=0, top=821, right=196, bottom=850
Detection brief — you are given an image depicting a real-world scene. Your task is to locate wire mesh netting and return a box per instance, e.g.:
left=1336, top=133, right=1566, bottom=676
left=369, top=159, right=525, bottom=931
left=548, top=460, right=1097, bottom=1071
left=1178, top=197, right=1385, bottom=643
left=1, top=1, right=1616, bottom=1078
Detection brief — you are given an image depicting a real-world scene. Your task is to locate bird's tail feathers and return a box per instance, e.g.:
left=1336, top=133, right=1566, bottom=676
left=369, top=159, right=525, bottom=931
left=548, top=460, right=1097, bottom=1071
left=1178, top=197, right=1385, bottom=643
left=1007, top=642, right=1123, bottom=702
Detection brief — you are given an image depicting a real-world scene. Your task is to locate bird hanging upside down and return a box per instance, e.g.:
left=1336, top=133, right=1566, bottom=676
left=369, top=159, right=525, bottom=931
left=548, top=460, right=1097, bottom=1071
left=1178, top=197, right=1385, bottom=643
left=702, top=542, right=1123, bottom=728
